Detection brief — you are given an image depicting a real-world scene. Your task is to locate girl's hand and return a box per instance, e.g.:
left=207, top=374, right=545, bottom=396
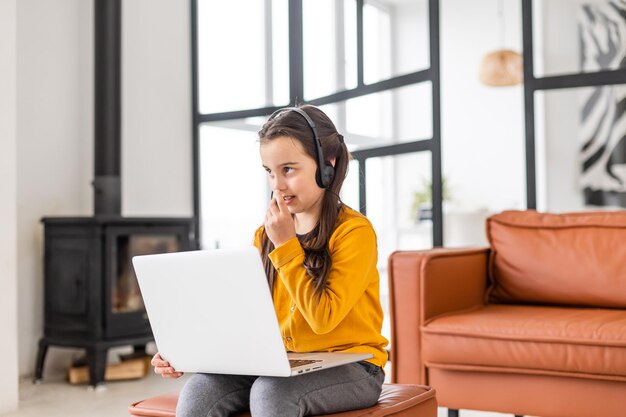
left=151, top=353, right=184, bottom=379
left=265, top=192, right=296, bottom=247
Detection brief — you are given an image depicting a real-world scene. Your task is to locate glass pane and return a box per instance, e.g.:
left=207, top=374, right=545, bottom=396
left=363, top=0, right=429, bottom=84
left=318, top=83, right=432, bottom=151
left=303, top=0, right=358, bottom=100
left=197, top=0, right=289, bottom=113
left=272, top=0, right=290, bottom=106
left=533, top=0, right=626, bottom=78
left=114, top=235, right=178, bottom=313
left=346, top=82, right=432, bottom=150
left=199, top=120, right=269, bottom=249
left=535, top=85, right=626, bottom=212
left=340, top=159, right=361, bottom=211
left=366, top=153, right=433, bottom=256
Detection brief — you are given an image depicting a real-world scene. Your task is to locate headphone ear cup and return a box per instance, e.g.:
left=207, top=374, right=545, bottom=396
left=322, top=162, right=335, bottom=188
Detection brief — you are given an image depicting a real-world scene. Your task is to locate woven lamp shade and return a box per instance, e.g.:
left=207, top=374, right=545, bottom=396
left=478, top=49, right=523, bottom=86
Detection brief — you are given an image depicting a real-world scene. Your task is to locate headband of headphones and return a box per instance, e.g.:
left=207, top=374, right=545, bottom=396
left=267, top=107, right=343, bottom=188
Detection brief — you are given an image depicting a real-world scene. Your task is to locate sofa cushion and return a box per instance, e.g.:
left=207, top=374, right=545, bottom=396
left=128, top=384, right=438, bottom=417
left=422, top=304, right=626, bottom=380
left=486, top=210, right=626, bottom=307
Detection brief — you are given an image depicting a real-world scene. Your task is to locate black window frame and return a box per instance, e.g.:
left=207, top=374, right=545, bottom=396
left=190, top=0, right=444, bottom=247
left=522, top=0, right=626, bottom=209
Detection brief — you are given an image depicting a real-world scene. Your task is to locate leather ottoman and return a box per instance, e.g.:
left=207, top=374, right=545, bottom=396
left=129, top=383, right=437, bottom=417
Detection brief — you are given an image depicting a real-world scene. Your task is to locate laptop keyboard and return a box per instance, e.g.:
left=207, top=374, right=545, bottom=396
left=289, top=359, right=322, bottom=368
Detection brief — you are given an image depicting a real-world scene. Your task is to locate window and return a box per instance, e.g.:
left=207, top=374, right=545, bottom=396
left=192, top=0, right=442, bottom=345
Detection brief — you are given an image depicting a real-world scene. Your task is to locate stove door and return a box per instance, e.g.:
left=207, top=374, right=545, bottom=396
left=104, top=223, right=193, bottom=339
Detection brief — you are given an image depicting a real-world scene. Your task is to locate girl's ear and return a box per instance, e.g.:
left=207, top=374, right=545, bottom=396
left=329, top=158, right=336, bottom=168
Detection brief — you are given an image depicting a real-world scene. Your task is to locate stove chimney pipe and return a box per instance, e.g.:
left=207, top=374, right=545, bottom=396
left=93, top=0, right=121, bottom=216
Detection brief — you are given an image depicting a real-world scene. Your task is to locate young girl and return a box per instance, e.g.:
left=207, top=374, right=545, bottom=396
left=152, top=105, right=389, bottom=417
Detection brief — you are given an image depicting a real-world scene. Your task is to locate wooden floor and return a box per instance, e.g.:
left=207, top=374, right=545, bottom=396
left=1, top=371, right=516, bottom=417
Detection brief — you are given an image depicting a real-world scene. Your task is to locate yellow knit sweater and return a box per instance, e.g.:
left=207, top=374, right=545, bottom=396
left=253, top=205, right=389, bottom=368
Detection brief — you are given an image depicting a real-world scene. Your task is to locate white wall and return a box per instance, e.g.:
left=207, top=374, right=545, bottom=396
left=16, top=0, right=192, bottom=379
left=17, top=0, right=94, bottom=378
left=0, top=0, right=19, bottom=411
left=122, top=0, right=192, bottom=217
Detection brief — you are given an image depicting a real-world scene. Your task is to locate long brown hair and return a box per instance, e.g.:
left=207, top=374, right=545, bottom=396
left=258, top=105, right=351, bottom=302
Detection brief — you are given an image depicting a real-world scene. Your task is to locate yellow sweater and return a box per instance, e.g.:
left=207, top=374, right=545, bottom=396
left=253, top=206, right=389, bottom=368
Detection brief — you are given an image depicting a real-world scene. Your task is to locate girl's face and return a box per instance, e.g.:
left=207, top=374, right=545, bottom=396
left=260, top=135, right=325, bottom=216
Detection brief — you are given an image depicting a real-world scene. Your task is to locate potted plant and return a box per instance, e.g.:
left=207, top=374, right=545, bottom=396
left=410, top=176, right=449, bottom=222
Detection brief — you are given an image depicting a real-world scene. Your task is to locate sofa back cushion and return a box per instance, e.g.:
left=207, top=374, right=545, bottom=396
left=487, top=210, right=626, bottom=308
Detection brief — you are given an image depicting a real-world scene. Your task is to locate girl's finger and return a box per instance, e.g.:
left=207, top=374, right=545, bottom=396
left=152, top=359, right=169, bottom=367
left=275, top=193, right=287, bottom=212
left=151, top=354, right=170, bottom=367
left=267, top=202, right=279, bottom=217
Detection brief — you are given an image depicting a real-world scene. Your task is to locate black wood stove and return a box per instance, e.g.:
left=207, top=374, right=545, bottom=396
left=34, top=0, right=196, bottom=387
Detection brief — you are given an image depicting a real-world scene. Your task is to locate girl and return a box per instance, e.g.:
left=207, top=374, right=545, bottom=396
left=152, top=105, right=388, bottom=417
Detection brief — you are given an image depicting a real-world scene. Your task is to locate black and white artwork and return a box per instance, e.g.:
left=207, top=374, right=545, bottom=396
left=579, top=1, right=626, bottom=207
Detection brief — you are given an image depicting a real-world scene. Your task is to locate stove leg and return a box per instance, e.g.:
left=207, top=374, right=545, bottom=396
left=33, top=339, right=49, bottom=384
left=86, top=346, right=107, bottom=388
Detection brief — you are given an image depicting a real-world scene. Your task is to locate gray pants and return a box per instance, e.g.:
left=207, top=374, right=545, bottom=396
left=176, top=361, right=385, bottom=417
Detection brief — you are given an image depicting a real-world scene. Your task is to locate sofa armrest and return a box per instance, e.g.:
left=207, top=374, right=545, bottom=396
left=388, top=247, right=489, bottom=384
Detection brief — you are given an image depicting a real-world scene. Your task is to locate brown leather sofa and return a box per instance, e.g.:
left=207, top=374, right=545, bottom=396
left=388, top=210, right=626, bottom=417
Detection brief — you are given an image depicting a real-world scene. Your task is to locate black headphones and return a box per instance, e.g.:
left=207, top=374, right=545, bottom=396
left=267, top=107, right=340, bottom=189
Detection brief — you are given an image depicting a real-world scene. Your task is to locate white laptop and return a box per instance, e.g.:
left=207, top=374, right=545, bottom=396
left=132, top=246, right=372, bottom=377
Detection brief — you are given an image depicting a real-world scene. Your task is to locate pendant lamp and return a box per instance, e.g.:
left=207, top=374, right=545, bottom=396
left=478, top=0, right=523, bottom=87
